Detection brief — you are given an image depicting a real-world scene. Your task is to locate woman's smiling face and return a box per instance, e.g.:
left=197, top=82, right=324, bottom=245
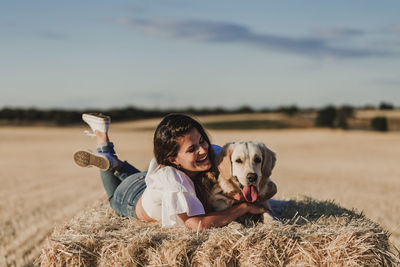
left=169, top=127, right=212, bottom=177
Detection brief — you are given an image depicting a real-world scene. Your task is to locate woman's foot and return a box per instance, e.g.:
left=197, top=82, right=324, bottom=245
left=73, top=149, right=119, bottom=171
left=82, top=113, right=110, bottom=137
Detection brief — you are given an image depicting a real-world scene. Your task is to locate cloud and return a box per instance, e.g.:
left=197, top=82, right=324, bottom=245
left=380, top=24, right=400, bottom=34
left=114, top=18, right=389, bottom=59
left=120, top=4, right=147, bottom=15
left=313, top=28, right=365, bottom=41
left=35, top=31, right=69, bottom=40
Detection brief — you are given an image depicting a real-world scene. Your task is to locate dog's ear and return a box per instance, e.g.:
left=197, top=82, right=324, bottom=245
left=216, top=142, right=234, bottom=179
left=258, top=142, right=276, bottom=178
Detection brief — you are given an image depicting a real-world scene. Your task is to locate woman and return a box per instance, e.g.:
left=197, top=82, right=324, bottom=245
left=74, top=113, right=276, bottom=230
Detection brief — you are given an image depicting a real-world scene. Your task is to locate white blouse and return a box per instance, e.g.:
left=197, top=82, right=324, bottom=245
left=141, top=158, right=205, bottom=227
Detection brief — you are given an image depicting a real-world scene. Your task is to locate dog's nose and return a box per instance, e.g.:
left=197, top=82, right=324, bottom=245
left=247, top=173, right=258, bottom=183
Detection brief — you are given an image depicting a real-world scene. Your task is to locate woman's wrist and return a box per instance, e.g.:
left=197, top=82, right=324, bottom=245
left=239, top=202, right=250, bottom=213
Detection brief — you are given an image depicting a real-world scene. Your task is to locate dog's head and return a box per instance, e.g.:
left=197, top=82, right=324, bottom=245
left=216, top=141, right=276, bottom=203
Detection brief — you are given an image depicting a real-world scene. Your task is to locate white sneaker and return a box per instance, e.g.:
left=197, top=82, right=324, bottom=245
left=82, top=113, right=110, bottom=136
left=73, top=149, right=118, bottom=171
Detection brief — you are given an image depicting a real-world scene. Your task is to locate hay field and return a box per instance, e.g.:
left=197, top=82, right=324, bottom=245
left=1, top=116, right=400, bottom=266
left=40, top=199, right=398, bottom=266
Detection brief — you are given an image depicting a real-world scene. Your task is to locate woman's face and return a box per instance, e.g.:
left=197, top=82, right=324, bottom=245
left=170, top=128, right=212, bottom=177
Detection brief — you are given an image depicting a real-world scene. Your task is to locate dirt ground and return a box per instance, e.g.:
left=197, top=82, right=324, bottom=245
left=1, top=117, right=400, bottom=266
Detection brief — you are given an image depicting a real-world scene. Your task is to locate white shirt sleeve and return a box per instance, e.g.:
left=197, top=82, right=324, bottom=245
left=143, top=159, right=205, bottom=227
left=161, top=167, right=205, bottom=227
left=162, top=191, right=205, bottom=227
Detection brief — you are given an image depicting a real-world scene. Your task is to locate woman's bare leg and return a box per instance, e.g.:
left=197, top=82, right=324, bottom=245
left=95, top=130, right=109, bottom=144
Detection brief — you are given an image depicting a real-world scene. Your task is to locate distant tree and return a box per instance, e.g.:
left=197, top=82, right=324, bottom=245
left=361, top=104, right=376, bottom=110
left=379, top=102, right=394, bottom=110
left=211, top=107, right=228, bottom=114
left=334, top=113, right=349, bottom=129
left=339, top=105, right=354, bottom=118
left=371, top=116, right=388, bottom=131
left=236, top=106, right=254, bottom=113
left=259, top=107, right=272, bottom=113
left=0, top=107, right=15, bottom=120
left=315, top=106, right=336, bottom=127
left=277, top=105, right=299, bottom=116
left=330, top=106, right=354, bottom=130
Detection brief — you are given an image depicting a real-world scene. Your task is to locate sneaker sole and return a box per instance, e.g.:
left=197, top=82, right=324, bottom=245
left=73, top=149, right=110, bottom=171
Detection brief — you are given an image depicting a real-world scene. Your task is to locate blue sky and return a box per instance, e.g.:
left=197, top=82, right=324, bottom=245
left=1, top=0, right=400, bottom=109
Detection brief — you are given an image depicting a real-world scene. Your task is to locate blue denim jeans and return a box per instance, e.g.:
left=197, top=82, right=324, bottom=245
left=97, top=142, right=147, bottom=219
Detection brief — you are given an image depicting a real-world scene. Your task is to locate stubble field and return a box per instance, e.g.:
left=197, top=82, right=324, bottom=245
left=1, top=115, right=400, bottom=266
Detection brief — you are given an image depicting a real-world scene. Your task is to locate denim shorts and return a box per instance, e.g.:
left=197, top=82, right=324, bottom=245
left=110, top=171, right=147, bottom=219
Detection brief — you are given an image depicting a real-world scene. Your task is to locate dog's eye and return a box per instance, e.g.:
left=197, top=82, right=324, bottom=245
left=235, top=159, right=242, bottom=164
left=254, top=157, right=261, bottom=163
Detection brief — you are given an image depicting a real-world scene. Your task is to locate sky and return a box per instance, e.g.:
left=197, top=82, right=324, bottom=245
left=1, top=0, right=400, bottom=110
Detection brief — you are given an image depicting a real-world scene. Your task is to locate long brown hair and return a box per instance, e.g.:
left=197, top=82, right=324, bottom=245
left=153, top=113, right=216, bottom=212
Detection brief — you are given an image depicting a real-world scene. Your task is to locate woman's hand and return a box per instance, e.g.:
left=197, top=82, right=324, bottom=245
left=245, top=203, right=269, bottom=214
left=178, top=202, right=268, bottom=230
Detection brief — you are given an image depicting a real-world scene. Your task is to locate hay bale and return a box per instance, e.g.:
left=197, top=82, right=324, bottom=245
left=39, top=198, right=400, bottom=267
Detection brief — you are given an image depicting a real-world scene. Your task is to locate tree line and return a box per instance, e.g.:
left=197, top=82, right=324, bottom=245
left=0, top=102, right=395, bottom=131
left=315, top=102, right=395, bottom=131
left=0, top=105, right=296, bottom=126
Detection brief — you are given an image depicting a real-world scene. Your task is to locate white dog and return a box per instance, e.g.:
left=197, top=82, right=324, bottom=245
left=209, top=141, right=276, bottom=222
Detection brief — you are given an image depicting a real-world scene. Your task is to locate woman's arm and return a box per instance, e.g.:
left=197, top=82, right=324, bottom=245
left=178, top=180, right=277, bottom=230
left=177, top=202, right=268, bottom=230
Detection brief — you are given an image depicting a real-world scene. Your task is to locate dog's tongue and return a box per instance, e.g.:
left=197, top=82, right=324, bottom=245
left=242, top=185, right=259, bottom=203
